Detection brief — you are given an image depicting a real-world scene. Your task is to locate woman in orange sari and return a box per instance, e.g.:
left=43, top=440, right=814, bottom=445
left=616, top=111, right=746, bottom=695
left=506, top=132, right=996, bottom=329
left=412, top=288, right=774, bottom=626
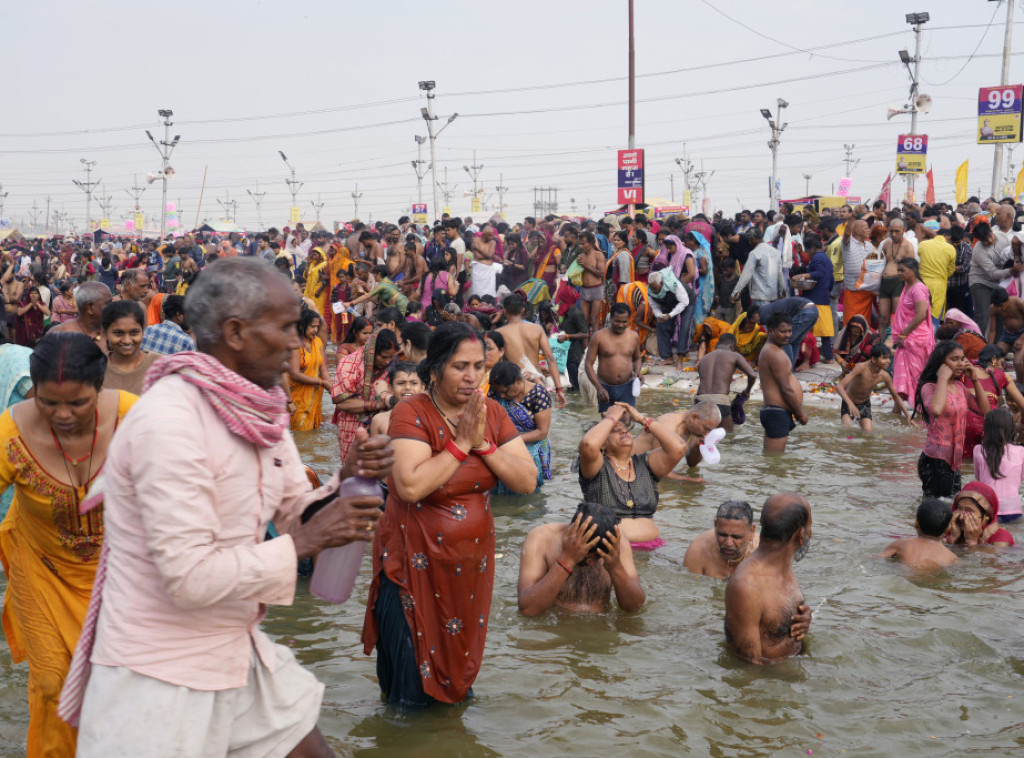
left=287, top=308, right=330, bottom=431
left=0, top=332, right=136, bottom=757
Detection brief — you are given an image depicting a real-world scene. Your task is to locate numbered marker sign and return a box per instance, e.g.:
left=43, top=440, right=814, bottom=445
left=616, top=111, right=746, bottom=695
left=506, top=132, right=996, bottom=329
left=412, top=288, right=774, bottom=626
left=895, top=134, right=927, bottom=175
left=617, top=149, right=645, bottom=205
left=978, top=85, right=1023, bottom=144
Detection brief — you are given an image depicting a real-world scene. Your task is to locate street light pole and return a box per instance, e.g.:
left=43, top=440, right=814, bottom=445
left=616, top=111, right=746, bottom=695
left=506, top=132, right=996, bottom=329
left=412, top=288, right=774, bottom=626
left=419, top=81, right=458, bottom=224
left=247, top=182, right=266, bottom=232
left=802, top=174, right=812, bottom=196
left=761, top=99, right=789, bottom=210
left=279, top=151, right=303, bottom=221
left=899, top=13, right=929, bottom=200
left=464, top=151, right=484, bottom=212
left=495, top=173, right=508, bottom=216
left=412, top=135, right=428, bottom=206
left=146, top=109, right=180, bottom=240
left=991, top=0, right=1015, bottom=199
left=352, top=183, right=363, bottom=220
left=72, top=159, right=99, bottom=236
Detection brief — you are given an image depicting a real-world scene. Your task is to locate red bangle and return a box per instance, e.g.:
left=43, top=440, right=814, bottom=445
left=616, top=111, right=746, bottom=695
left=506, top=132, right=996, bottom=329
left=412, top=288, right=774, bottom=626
left=556, top=559, right=573, bottom=576
left=445, top=439, right=469, bottom=463
left=473, top=440, right=497, bottom=456
left=642, top=418, right=653, bottom=433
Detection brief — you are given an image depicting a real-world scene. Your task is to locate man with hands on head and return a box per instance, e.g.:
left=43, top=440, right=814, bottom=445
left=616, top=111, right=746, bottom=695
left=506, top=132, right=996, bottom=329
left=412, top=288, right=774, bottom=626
left=517, top=501, right=644, bottom=615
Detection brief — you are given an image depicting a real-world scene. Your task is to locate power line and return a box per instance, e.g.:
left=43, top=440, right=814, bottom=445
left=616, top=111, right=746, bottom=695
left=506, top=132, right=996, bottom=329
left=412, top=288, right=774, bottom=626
left=921, top=1, right=1002, bottom=86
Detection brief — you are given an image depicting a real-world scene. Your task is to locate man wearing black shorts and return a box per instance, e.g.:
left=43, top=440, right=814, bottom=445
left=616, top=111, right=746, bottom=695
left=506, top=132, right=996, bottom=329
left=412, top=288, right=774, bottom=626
left=757, top=313, right=808, bottom=453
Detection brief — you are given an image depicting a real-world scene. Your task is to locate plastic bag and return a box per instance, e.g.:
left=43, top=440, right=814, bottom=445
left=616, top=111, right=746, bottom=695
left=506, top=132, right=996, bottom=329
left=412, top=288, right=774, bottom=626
left=854, top=257, right=885, bottom=293
left=566, top=258, right=584, bottom=287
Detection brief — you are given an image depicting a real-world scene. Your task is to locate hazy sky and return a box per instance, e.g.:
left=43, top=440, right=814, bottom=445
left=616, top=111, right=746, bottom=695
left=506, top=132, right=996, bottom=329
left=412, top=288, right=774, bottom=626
left=1, top=0, right=1021, bottom=232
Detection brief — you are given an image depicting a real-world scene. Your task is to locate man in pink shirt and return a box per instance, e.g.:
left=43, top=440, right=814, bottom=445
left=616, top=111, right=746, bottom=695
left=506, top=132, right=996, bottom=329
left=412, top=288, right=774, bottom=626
left=72, top=258, right=392, bottom=757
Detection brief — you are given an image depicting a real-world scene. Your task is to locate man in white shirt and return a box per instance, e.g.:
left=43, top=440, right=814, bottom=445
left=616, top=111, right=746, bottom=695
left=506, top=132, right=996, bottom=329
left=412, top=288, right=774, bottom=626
left=445, top=219, right=467, bottom=271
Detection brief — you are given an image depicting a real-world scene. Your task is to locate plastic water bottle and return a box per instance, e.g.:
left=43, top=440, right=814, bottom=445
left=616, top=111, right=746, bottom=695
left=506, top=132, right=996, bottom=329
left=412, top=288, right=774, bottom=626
left=309, top=476, right=384, bottom=604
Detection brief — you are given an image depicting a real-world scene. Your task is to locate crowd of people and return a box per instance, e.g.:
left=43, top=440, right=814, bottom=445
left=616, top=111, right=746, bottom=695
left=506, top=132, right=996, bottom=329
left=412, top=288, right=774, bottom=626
left=0, top=192, right=1022, bottom=755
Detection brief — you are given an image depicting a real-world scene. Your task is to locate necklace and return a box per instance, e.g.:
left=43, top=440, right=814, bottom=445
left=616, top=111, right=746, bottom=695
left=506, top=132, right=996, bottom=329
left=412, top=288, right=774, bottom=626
left=608, top=455, right=634, bottom=509
left=50, top=409, right=99, bottom=496
left=112, top=351, right=144, bottom=372
left=429, top=391, right=461, bottom=431
left=50, top=409, right=99, bottom=467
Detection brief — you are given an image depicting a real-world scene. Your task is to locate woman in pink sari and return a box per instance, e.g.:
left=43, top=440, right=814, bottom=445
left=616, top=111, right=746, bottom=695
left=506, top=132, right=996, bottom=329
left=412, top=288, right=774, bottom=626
left=331, top=329, right=400, bottom=462
left=892, top=258, right=935, bottom=400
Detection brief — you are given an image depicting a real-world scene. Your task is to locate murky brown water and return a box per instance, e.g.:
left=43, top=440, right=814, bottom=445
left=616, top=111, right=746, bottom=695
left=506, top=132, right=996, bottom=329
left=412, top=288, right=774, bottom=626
left=2, top=390, right=1023, bottom=756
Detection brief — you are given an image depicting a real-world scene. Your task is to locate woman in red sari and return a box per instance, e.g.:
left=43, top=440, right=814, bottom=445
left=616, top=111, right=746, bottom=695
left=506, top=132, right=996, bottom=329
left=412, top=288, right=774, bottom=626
left=362, top=322, right=536, bottom=706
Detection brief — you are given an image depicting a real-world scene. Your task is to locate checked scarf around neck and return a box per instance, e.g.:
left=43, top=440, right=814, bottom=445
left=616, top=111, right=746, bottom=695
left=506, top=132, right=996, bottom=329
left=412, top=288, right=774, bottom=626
left=59, top=351, right=289, bottom=727
left=143, top=351, right=289, bottom=448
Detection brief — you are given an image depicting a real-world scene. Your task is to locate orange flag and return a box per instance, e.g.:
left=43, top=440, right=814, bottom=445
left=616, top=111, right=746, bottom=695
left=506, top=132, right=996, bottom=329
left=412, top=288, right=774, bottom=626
left=925, top=166, right=935, bottom=205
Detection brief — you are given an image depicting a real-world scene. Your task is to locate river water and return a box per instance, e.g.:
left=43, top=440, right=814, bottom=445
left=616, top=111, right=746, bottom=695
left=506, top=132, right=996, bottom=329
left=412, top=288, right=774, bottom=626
left=1, top=392, right=1022, bottom=756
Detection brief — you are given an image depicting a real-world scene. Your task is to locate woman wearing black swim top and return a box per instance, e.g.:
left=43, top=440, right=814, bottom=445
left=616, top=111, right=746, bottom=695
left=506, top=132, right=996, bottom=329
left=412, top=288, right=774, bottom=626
left=578, top=402, right=686, bottom=545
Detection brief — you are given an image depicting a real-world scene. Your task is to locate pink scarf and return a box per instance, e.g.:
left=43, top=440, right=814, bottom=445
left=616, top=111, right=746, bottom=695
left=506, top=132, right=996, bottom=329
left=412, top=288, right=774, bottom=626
left=143, top=351, right=289, bottom=447
left=60, top=351, right=289, bottom=726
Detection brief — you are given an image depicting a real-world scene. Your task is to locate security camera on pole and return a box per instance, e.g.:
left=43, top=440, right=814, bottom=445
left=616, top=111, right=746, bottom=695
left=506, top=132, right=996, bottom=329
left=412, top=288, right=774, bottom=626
left=145, top=109, right=180, bottom=240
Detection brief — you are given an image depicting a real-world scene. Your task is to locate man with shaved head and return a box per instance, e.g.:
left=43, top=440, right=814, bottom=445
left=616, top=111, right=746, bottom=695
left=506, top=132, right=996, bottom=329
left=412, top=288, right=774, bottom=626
left=877, top=219, right=915, bottom=341
left=725, top=493, right=813, bottom=664
left=841, top=218, right=875, bottom=326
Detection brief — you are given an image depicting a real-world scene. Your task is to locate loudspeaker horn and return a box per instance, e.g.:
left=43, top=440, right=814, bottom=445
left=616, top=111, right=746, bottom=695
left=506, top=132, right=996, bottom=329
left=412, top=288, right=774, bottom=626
left=914, top=94, right=933, bottom=113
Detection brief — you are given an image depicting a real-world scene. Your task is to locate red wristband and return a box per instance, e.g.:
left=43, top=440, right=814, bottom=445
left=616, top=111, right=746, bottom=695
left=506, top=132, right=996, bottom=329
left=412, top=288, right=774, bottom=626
left=473, top=440, right=497, bottom=457
left=642, top=418, right=653, bottom=433
left=445, top=439, right=469, bottom=463
left=556, top=559, right=573, bottom=576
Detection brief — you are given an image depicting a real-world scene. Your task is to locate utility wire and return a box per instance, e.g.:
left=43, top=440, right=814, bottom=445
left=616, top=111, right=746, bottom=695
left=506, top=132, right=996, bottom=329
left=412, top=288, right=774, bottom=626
left=921, top=1, right=1002, bottom=86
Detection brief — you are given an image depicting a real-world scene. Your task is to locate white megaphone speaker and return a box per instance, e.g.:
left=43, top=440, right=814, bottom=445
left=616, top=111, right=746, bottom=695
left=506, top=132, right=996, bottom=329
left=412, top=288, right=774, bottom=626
left=914, top=94, right=932, bottom=113
left=146, top=172, right=158, bottom=184
left=886, top=104, right=906, bottom=121
left=164, top=166, right=175, bottom=178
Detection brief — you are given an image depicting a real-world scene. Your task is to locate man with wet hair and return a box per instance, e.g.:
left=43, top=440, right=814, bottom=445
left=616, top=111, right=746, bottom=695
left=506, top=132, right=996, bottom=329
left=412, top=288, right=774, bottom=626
left=758, top=313, right=807, bottom=453
left=517, top=501, right=644, bottom=615
left=498, top=294, right=566, bottom=407
left=725, top=493, right=813, bottom=664
left=583, top=302, right=642, bottom=413
left=877, top=499, right=957, bottom=569
left=684, top=501, right=760, bottom=578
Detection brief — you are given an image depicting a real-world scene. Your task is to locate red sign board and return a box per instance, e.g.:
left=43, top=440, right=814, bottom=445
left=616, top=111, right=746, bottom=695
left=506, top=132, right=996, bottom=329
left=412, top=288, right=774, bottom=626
left=617, top=149, right=645, bottom=205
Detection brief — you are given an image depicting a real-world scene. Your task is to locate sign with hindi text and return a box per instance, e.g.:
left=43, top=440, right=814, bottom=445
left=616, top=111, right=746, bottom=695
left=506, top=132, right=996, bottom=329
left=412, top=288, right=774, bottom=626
left=617, top=149, right=645, bottom=205
left=290, top=206, right=301, bottom=225
left=896, top=134, right=927, bottom=175
left=978, top=85, right=1023, bottom=144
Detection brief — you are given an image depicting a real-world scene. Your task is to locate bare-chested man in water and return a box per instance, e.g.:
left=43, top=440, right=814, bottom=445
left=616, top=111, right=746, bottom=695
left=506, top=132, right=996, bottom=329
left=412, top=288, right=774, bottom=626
left=632, top=400, right=720, bottom=475
left=694, top=332, right=756, bottom=433
left=758, top=313, right=807, bottom=453
left=498, top=294, right=566, bottom=408
left=834, top=343, right=911, bottom=431
left=684, top=500, right=760, bottom=578
left=725, top=493, right=813, bottom=664
left=517, top=501, right=644, bottom=615
left=584, top=303, right=641, bottom=413
left=988, top=286, right=1024, bottom=380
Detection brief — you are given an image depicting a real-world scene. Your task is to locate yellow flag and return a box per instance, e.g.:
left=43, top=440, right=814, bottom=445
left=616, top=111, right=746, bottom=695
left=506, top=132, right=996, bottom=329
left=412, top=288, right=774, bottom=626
left=954, top=160, right=969, bottom=205
left=1015, top=164, right=1024, bottom=200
